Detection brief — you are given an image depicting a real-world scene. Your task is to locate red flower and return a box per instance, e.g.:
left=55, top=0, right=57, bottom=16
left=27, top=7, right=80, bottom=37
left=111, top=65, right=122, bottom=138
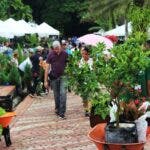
left=134, top=99, right=140, bottom=105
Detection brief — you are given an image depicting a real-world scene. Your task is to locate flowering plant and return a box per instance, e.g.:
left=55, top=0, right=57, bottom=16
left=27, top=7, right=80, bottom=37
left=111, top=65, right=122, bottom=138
left=121, top=84, right=150, bottom=122
left=90, top=36, right=150, bottom=127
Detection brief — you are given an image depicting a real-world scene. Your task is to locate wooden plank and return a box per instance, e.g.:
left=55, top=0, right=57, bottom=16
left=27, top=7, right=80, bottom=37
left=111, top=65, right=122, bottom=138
left=0, top=86, right=15, bottom=97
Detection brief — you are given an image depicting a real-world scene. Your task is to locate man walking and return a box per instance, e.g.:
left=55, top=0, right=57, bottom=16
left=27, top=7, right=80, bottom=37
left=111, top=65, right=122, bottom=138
left=44, top=41, right=68, bottom=119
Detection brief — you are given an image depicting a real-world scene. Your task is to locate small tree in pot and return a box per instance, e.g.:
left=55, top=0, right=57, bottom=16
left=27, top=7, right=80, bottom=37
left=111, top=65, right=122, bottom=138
left=91, top=36, right=150, bottom=143
left=65, top=49, right=110, bottom=122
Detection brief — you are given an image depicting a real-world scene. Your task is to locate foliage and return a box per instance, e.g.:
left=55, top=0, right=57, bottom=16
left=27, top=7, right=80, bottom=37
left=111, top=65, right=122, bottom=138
left=0, top=107, right=6, bottom=116
left=91, top=92, right=110, bottom=119
left=10, top=0, right=32, bottom=20
left=0, top=53, right=10, bottom=69
left=9, top=66, right=21, bottom=85
left=66, top=51, right=97, bottom=98
left=0, top=53, right=21, bottom=85
left=129, top=6, right=150, bottom=38
left=66, top=36, right=150, bottom=127
left=91, top=38, right=150, bottom=127
left=0, top=72, right=9, bottom=84
left=65, top=49, right=110, bottom=119
left=25, top=34, right=39, bottom=48
left=82, top=0, right=150, bottom=33
left=23, top=64, right=32, bottom=86
left=23, top=0, right=93, bottom=36
left=0, top=0, right=9, bottom=20
left=0, top=0, right=32, bottom=20
left=0, top=54, right=10, bottom=84
left=0, top=37, right=8, bottom=44
left=93, top=39, right=150, bottom=88
left=81, top=0, right=131, bottom=30
left=22, top=0, right=150, bottom=36
left=17, top=43, right=26, bottom=64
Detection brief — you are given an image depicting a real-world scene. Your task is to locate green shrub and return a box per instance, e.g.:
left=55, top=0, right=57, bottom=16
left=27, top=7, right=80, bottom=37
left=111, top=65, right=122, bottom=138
left=9, top=66, right=21, bottom=85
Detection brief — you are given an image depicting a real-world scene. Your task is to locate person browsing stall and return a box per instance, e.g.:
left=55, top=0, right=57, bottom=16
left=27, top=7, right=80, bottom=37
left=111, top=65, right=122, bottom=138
left=44, top=41, right=68, bottom=119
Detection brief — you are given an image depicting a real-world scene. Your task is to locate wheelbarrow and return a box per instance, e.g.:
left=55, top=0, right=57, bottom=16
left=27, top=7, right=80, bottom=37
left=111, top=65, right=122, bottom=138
left=0, top=112, right=16, bottom=147
left=88, top=123, right=150, bottom=150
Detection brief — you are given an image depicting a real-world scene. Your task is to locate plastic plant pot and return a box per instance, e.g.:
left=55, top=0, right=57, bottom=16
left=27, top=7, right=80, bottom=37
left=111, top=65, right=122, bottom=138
left=88, top=123, right=150, bottom=150
left=0, top=112, right=16, bottom=128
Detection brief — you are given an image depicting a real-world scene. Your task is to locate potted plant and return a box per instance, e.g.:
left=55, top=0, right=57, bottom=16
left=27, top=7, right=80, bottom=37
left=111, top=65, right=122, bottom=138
left=23, top=64, right=32, bottom=93
left=9, top=64, right=22, bottom=95
left=94, top=35, right=150, bottom=139
left=65, top=47, right=111, bottom=128
left=66, top=36, right=150, bottom=145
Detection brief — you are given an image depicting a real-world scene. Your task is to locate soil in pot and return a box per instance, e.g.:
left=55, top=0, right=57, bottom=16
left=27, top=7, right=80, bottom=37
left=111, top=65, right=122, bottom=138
left=105, top=122, right=138, bottom=144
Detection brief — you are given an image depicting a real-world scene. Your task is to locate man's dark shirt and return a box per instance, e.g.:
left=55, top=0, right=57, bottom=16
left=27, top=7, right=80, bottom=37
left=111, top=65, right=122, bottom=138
left=46, top=50, right=68, bottom=78
left=30, top=53, right=41, bottom=73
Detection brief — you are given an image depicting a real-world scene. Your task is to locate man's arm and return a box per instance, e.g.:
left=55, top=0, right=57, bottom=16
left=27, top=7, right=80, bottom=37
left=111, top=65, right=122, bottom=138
left=44, top=63, right=50, bottom=89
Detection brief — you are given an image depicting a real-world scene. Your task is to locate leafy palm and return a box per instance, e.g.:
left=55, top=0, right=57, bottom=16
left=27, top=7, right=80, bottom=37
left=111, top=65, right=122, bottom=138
left=84, top=0, right=149, bottom=36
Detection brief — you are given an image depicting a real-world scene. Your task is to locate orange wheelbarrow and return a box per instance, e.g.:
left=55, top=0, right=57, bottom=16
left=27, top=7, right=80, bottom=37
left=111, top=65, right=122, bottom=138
left=88, top=123, right=150, bottom=150
left=0, top=112, right=16, bottom=147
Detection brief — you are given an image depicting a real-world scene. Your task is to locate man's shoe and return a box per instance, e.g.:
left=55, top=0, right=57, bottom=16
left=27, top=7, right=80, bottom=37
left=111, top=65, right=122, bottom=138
left=59, top=114, right=66, bottom=120
left=29, top=94, right=36, bottom=98
left=55, top=110, right=59, bottom=116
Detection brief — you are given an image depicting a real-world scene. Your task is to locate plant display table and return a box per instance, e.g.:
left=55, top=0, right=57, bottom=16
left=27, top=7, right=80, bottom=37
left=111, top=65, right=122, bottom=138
left=88, top=123, right=150, bottom=150
left=0, top=86, right=15, bottom=111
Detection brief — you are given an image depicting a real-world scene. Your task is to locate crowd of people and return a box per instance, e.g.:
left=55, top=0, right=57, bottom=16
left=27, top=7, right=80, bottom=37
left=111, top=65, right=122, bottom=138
left=1, top=37, right=150, bottom=120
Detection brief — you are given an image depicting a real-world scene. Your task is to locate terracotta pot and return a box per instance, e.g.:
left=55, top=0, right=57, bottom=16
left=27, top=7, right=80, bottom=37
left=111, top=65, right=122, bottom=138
left=147, top=126, right=150, bottom=135
left=88, top=123, right=106, bottom=150
left=0, top=112, right=16, bottom=128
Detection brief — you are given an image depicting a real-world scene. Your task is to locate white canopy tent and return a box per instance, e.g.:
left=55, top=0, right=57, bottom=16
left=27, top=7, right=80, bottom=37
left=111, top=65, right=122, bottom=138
left=3, top=18, right=27, bottom=37
left=17, top=20, right=36, bottom=34
left=104, top=22, right=132, bottom=36
left=0, top=18, right=60, bottom=38
left=0, top=19, right=14, bottom=38
left=36, top=22, right=60, bottom=37
left=103, top=22, right=150, bottom=39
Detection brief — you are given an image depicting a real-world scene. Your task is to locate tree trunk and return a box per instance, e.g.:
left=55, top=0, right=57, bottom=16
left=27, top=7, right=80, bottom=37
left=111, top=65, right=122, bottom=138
left=125, top=19, right=128, bottom=39
left=111, top=10, right=116, bottom=29
left=124, top=3, right=130, bottom=39
left=116, top=98, right=120, bottom=128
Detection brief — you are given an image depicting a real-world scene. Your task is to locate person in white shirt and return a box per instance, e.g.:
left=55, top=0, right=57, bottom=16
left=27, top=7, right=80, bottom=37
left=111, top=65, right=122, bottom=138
left=79, top=47, right=93, bottom=117
left=11, top=52, right=19, bottom=67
